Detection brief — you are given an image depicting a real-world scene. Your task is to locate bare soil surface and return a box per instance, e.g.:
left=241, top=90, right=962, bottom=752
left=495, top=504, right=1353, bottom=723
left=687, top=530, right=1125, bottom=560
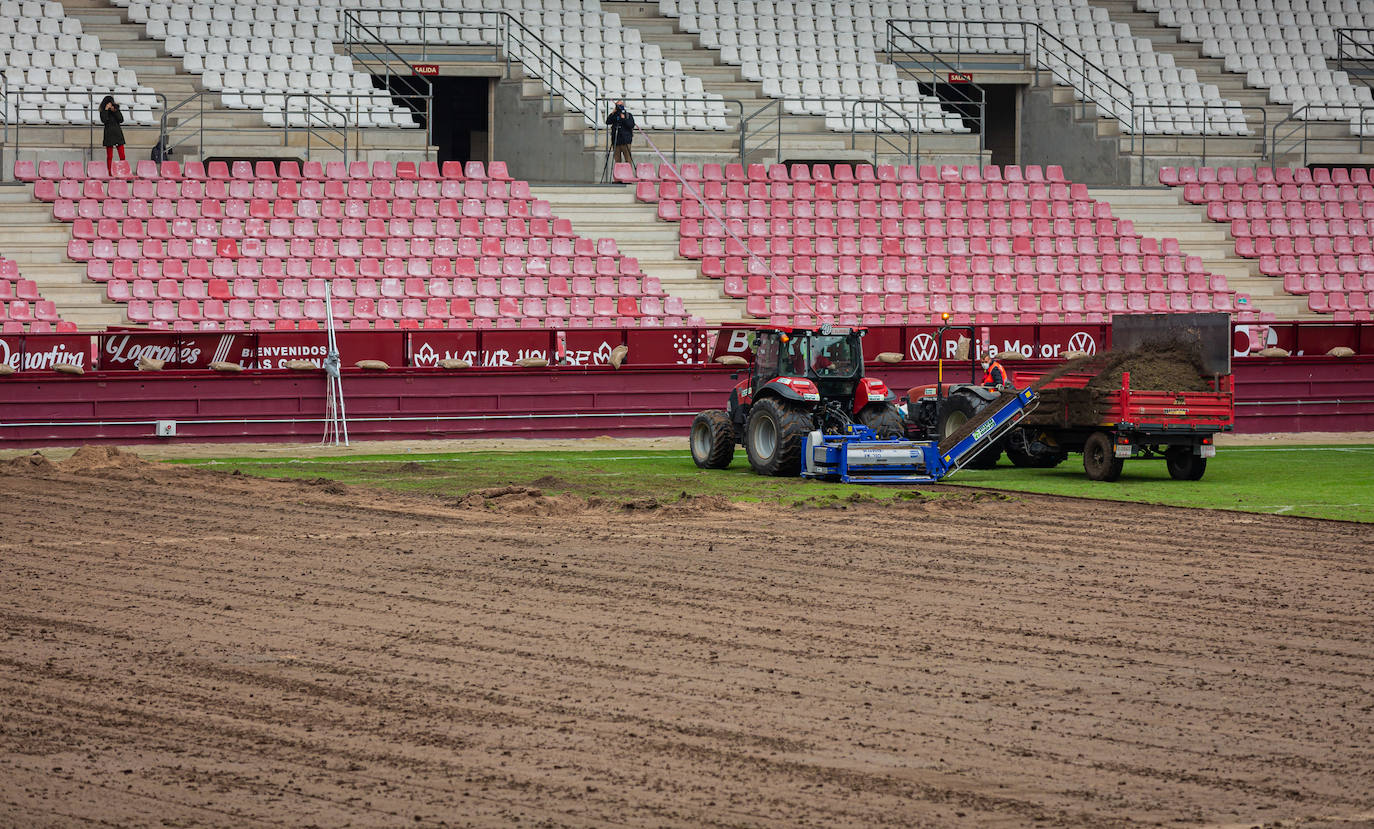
left=2, top=450, right=1372, bottom=827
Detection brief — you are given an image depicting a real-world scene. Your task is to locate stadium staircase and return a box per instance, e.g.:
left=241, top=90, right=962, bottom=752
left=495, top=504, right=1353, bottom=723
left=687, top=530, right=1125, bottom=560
left=1087, top=185, right=1301, bottom=318
left=0, top=183, right=123, bottom=329
left=1090, top=0, right=1374, bottom=168
left=535, top=183, right=746, bottom=322
left=17, top=0, right=431, bottom=164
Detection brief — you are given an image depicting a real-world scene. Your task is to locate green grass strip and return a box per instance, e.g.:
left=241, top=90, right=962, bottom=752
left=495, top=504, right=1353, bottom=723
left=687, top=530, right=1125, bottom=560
left=176, top=444, right=1374, bottom=523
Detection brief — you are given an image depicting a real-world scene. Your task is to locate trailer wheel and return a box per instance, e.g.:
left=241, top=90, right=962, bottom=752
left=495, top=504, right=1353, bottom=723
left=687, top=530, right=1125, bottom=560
left=1165, top=447, right=1207, bottom=481
left=1083, top=431, right=1124, bottom=482
left=1005, top=431, right=1068, bottom=468
left=690, top=409, right=736, bottom=469
left=938, top=393, right=1001, bottom=469
left=745, top=397, right=811, bottom=476
left=858, top=403, right=905, bottom=438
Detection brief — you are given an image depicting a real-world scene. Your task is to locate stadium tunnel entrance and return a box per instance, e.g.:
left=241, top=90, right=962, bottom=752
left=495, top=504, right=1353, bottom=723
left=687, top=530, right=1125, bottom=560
left=377, top=73, right=492, bottom=166
left=919, top=81, right=1019, bottom=168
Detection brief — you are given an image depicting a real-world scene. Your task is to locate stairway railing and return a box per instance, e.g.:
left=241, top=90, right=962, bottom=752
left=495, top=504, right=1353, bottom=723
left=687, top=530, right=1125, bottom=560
left=1336, top=28, right=1374, bottom=85
left=883, top=19, right=988, bottom=154
left=1271, top=104, right=1374, bottom=166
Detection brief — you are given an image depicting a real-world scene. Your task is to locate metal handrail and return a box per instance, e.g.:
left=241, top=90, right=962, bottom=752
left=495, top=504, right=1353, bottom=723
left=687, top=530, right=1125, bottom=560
left=1271, top=104, right=1374, bottom=166
left=1336, top=28, right=1374, bottom=82
left=883, top=19, right=988, bottom=152
left=887, top=18, right=1136, bottom=134
left=738, top=97, right=951, bottom=166
left=0, top=74, right=9, bottom=179
left=341, top=9, right=435, bottom=150
left=282, top=93, right=352, bottom=160
left=499, top=12, right=601, bottom=126
left=1134, top=104, right=1268, bottom=166
left=2, top=90, right=169, bottom=180
left=846, top=100, right=924, bottom=162
left=340, top=9, right=600, bottom=128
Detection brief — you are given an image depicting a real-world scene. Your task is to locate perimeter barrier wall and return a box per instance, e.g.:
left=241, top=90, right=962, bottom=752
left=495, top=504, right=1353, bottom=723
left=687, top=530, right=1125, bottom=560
left=1, top=322, right=1371, bottom=446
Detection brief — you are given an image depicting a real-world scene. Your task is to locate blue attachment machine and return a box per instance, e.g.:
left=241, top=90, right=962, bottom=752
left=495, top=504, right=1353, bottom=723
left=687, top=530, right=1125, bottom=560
left=801, top=387, right=1039, bottom=484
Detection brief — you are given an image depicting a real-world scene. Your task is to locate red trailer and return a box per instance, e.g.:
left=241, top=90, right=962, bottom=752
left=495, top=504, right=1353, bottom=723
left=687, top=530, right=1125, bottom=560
left=1008, top=367, right=1234, bottom=481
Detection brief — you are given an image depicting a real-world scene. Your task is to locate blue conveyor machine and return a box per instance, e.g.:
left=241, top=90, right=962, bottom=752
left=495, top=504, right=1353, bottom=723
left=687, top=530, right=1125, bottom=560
left=801, top=387, right=1039, bottom=484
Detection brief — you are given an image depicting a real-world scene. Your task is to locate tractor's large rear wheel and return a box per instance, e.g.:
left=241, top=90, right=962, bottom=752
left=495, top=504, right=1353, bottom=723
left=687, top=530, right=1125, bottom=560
left=938, top=393, right=1001, bottom=469
left=745, top=397, right=811, bottom=476
left=690, top=409, right=736, bottom=469
left=1083, top=431, right=1124, bottom=482
left=1165, top=446, right=1207, bottom=480
left=858, top=403, right=905, bottom=438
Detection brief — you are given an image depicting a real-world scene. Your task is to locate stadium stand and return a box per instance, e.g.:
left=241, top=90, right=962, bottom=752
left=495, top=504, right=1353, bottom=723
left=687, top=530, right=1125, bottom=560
left=1141, top=0, right=1374, bottom=136
left=619, top=160, right=1245, bottom=326
left=0, top=256, right=77, bottom=332
left=0, top=0, right=156, bottom=124
left=661, top=0, right=1247, bottom=134
left=111, top=0, right=727, bottom=131
left=1162, top=165, right=1374, bottom=322
left=27, top=158, right=702, bottom=330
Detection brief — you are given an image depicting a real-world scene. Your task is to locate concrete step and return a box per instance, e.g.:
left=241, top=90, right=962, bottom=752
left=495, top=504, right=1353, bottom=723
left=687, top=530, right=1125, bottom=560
left=533, top=181, right=747, bottom=321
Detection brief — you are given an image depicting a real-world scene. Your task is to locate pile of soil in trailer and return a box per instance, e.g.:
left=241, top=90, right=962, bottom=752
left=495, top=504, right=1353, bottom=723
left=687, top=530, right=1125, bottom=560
left=937, top=390, right=1021, bottom=453
left=1026, top=341, right=1212, bottom=427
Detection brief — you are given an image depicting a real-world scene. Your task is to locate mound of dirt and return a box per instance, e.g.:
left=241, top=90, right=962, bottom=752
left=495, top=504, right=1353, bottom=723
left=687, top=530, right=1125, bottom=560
left=4, top=452, right=56, bottom=474
left=1027, top=341, right=1213, bottom=427
left=60, top=446, right=148, bottom=473
left=1085, top=340, right=1211, bottom=392
left=459, top=487, right=591, bottom=516
left=300, top=477, right=348, bottom=495
left=529, top=475, right=567, bottom=489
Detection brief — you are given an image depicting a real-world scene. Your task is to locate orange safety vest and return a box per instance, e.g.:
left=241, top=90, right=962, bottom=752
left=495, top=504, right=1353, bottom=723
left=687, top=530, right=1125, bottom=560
left=982, top=360, right=1008, bottom=386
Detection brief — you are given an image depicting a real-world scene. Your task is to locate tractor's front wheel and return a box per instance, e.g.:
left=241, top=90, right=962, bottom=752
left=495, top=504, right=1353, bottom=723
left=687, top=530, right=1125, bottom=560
left=745, top=397, right=811, bottom=476
left=690, top=409, right=736, bottom=469
left=858, top=403, right=905, bottom=438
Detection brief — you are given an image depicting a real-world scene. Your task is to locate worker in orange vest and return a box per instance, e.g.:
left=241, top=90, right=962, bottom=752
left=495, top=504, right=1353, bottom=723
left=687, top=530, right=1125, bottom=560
left=981, top=354, right=1009, bottom=387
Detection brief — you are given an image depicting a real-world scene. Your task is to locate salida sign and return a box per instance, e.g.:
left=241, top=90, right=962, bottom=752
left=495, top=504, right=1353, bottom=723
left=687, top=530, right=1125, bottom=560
left=0, top=335, right=88, bottom=371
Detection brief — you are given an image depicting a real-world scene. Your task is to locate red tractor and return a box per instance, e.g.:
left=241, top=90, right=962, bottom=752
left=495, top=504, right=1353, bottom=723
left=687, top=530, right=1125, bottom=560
left=690, top=326, right=905, bottom=475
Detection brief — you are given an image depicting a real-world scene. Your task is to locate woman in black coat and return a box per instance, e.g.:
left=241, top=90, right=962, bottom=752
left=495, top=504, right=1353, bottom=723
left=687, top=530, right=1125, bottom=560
left=100, top=95, right=126, bottom=168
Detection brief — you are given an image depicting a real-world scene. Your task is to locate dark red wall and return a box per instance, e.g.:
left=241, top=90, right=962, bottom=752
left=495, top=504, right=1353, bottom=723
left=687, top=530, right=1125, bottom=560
left=0, top=357, right=1370, bottom=447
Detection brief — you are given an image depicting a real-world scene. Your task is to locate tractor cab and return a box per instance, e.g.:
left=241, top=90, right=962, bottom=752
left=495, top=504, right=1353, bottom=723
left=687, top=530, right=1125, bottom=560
left=752, top=327, right=863, bottom=400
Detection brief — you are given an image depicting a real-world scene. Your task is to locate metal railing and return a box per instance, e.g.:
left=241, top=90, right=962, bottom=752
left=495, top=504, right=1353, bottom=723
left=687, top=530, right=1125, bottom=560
left=1271, top=104, right=1374, bottom=166
left=341, top=9, right=599, bottom=134
left=1, top=90, right=169, bottom=180
left=158, top=90, right=427, bottom=164
left=341, top=8, right=436, bottom=150
left=886, top=19, right=1134, bottom=133
left=1136, top=104, right=1268, bottom=167
left=738, top=97, right=951, bottom=166
left=884, top=18, right=1279, bottom=180
left=883, top=19, right=988, bottom=152
left=1336, top=28, right=1374, bottom=83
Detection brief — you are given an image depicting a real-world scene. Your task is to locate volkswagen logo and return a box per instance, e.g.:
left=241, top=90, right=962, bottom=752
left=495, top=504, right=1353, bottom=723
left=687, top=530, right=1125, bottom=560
left=1068, top=331, right=1097, bottom=355
left=909, top=333, right=938, bottom=361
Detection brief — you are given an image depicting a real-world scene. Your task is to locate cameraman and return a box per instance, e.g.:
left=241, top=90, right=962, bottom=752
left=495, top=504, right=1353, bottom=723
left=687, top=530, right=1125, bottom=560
left=605, top=99, right=635, bottom=165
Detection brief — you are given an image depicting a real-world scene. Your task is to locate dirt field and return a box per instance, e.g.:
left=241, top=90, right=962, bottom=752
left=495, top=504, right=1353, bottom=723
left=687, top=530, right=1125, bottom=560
left=2, top=449, right=1372, bottom=828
